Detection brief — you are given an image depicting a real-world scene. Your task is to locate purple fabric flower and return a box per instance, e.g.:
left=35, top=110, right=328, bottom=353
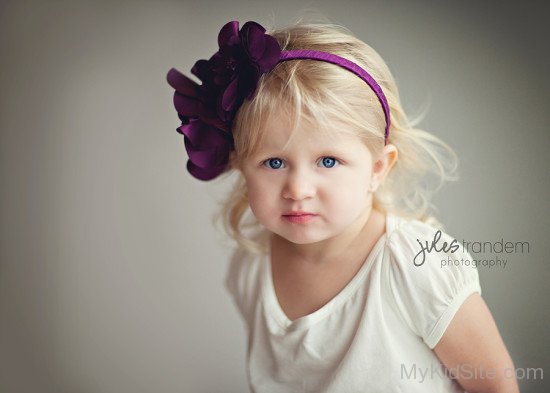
left=167, top=21, right=281, bottom=180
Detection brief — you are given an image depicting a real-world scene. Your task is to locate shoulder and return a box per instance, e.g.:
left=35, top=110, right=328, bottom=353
left=225, top=244, right=264, bottom=294
left=386, top=214, right=452, bottom=260
left=224, top=234, right=268, bottom=329
left=225, top=230, right=270, bottom=287
left=384, top=214, right=482, bottom=348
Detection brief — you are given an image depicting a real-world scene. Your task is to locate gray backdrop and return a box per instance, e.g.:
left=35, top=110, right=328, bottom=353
left=1, top=1, right=548, bottom=392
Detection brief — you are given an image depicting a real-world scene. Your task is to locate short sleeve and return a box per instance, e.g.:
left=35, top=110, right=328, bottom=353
left=386, top=217, right=482, bottom=349
left=224, top=246, right=264, bottom=331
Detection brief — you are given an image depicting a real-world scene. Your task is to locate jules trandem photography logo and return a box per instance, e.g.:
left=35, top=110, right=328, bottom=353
left=413, top=230, right=530, bottom=269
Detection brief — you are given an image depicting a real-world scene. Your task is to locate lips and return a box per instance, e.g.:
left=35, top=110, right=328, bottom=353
left=282, top=211, right=318, bottom=224
left=282, top=210, right=316, bottom=216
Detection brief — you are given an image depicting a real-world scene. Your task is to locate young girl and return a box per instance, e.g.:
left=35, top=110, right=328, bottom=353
left=167, top=19, right=519, bottom=393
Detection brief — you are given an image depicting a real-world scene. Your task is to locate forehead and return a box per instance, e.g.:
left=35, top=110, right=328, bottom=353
left=256, top=110, right=366, bottom=154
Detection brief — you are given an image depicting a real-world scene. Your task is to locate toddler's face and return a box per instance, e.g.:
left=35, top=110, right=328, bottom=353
left=239, top=112, right=380, bottom=246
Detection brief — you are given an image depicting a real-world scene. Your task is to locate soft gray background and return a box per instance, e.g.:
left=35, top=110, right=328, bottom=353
left=0, top=0, right=548, bottom=392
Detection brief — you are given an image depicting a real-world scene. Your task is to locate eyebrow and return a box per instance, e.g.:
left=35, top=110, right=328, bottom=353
left=253, top=147, right=350, bottom=158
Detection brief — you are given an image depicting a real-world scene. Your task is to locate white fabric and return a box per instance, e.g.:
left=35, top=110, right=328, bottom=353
left=224, top=214, right=482, bottom=393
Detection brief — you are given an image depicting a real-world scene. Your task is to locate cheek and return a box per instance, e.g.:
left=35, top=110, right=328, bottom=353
left=243, top=176, right=279, bottom=215
left=323, top=172, right=371, bottom=209
left=337, top=168, right=371, bottom=190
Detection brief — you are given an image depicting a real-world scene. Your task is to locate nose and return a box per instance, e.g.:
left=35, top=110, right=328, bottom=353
left=282, top=167, right=316, bottom=201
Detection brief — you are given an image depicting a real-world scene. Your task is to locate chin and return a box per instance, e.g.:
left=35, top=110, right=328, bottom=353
left=275, top=229, right=327, bottom=245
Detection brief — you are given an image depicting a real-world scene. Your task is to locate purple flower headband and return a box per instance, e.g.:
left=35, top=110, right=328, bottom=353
left=167, top=20, right=391, bottom=181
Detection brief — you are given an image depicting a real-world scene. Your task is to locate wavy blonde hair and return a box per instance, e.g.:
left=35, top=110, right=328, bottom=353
left=212, top=19, right=458, bottom=255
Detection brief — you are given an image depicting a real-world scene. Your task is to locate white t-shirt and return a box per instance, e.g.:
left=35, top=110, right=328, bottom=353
left=224, top=214, right=482, bottom=393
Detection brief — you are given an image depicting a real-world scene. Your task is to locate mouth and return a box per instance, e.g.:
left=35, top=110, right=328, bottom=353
left=283, top=210, right=315, bottom=216
left=282, top=212, right=318, bottom=224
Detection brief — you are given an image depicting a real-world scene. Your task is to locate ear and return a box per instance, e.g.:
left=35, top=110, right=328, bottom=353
left=370, top=144, right=398, bottom=192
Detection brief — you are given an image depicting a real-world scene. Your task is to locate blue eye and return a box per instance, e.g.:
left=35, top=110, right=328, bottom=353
left=262, top=156, right=340, bottom=169
left=319, top=156, right=338, bottom=168
left=264, top=157, right=284, bottom=169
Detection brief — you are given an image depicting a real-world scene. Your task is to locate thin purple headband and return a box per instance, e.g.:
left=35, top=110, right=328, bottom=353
left=279, top=50, right=390, bottom=143
left=167, top=20, right=391, bottom=181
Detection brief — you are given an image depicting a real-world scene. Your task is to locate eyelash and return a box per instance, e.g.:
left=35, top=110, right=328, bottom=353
left=261, top=156, right=341, bottom=170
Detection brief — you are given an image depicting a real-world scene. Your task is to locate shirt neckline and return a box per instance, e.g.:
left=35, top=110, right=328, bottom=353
left=262, top=214, right=396, bottom=332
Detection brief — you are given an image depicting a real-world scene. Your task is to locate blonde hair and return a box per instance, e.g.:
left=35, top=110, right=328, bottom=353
left=212, top=19, right=458, bottom=255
